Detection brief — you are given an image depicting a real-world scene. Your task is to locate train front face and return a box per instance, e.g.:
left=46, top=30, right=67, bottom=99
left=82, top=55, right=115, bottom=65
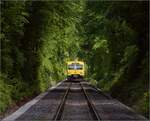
left=67, top=61, right=84, bottom=79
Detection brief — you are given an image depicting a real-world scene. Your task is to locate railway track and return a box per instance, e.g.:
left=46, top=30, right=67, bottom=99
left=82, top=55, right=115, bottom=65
left=4, top=79, right=147, bottom=121
left=53, top=82, right=72, bottom=121
left=80, top=82, right=101, bottom=121
left=52, top=80, right=101, bottom=121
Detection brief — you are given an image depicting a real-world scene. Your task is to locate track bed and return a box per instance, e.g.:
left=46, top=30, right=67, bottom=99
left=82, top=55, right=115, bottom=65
left=3, top=79, right=147, bottom=121
left=61, top=83, right=93, bottom=120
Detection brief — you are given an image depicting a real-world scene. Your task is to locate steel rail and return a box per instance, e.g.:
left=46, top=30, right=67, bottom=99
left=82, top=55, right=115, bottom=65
left=80, top=82, right=101, bottom=121
left=82, top=80, right=111, bottom=99
left=53, top=82, right=72, bottom=121
left=88, top=83, right=111, bottom=99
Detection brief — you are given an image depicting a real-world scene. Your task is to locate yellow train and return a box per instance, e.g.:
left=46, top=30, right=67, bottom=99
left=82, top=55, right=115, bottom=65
left=66, top=60, right=85, bottom=79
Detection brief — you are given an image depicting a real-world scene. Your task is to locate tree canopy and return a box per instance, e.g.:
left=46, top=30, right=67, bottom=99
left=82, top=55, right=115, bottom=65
left=0, top=0, right=149, bottom=118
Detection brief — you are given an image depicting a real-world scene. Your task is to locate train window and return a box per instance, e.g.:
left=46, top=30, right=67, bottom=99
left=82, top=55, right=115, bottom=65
left=68, top=63, right=83, bottom=70
left=68, top=64, right=75, bottom=70
left=76, top=64, right=83, bottom=70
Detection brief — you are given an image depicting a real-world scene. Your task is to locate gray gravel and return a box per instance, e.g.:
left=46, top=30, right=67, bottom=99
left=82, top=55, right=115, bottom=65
left=14, top=81, right=147, bottom=121
left=15, top=82, right=70, bottom=121
left=82, top=82, right=147, bottom=120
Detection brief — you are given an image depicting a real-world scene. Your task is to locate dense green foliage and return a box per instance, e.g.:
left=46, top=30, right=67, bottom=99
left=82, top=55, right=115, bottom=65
left=0, top=0, right=149, bottom=118
left=0, top=1, right=83, bottom=113
left=80, top=1, right=149, bottom=117
left=1, top=1, right=31, bottom=112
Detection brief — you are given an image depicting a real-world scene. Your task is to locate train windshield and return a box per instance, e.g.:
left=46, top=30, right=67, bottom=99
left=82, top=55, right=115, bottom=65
left=68, top=64, right=75, bottom=70
left=68, top=63, right=83, bottom=70
left=76, top=64, right=83, bottom=70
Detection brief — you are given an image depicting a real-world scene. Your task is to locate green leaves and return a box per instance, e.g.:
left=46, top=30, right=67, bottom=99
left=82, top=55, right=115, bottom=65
left=80, top=1, right=148, bottom=117
left=93, top=39, right=108, bottom=52
left=121, top=45, right=138, bottom=64
left=1, top=1, right=148, bottom=117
